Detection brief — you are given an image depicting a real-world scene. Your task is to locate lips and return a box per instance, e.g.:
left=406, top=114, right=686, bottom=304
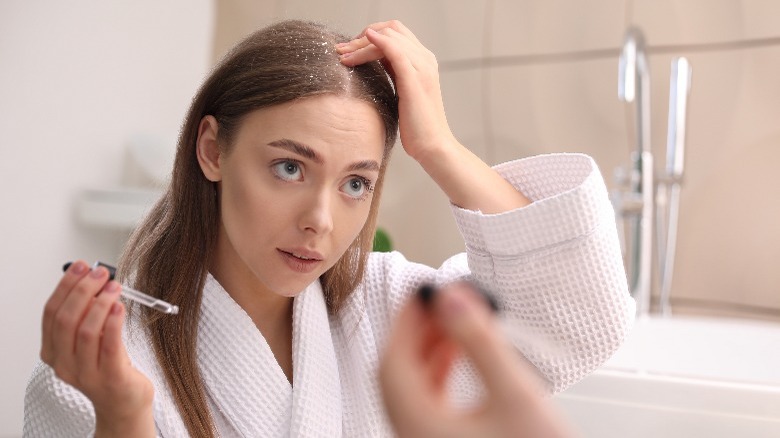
left=279, top=248, right=323, bottom=261
left=287, top=252, right=317, bottom=261
left=277, top=248, right=323, bottom=273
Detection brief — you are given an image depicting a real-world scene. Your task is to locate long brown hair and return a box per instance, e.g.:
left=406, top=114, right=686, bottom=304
left=118, top=20, right=398, bottom=437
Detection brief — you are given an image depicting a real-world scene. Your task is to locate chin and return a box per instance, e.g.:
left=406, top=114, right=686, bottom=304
left=270, top=276, right=319, bottom=298
left=276, top=288, right=305, bottom=298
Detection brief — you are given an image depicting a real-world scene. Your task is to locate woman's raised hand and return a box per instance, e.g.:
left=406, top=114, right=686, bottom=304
left=337, top=20, right=455, bottom=163
left=40, top=260, right=155, bottom=436
left=338, top=21, right=531, bottom=214
left=379, top=283, right=575, bottom=438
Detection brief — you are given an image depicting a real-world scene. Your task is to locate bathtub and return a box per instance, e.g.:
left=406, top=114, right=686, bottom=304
left=553, top=315, right=780, bottom=437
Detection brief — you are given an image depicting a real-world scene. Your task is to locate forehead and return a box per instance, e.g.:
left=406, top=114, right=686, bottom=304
left=234, top=95, right=386, bottom=160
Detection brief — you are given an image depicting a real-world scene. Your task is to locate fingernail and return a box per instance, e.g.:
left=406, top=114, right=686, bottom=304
left=340, top=51, right=352, bottom=59
left=105, top=281, right=121, bottom=294
left=441, top=289, right=468, bottom=317
left=95, top=261, right=117, bottom=281
left=417, top=283, right=437, bottom=307
left=90, top=266, right=105, bottom=278
left=69, top=262, right=87, bottom=275
left=335, top=42, right=347, bottom=48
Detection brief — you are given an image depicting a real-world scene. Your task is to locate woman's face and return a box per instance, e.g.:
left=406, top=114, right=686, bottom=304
left=200, top=94, right=386, bottom=298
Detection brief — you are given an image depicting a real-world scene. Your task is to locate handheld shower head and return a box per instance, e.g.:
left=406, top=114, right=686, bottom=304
left=666, top=57, right=692, bottom=180
left=618, top=27, right=647, bottom=102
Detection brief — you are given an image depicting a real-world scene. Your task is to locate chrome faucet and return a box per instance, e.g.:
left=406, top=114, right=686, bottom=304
left=616, top=27, right=654, bottom=316
left=613, top=27, right=691, bottom=317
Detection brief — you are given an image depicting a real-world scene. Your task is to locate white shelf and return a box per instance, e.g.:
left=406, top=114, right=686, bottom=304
left=77, top=187, right=162, bottom=229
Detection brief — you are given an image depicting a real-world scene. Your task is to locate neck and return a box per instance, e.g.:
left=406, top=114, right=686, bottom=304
left=219, top=271, right=294, bottom=338
left=210, top=228, right=296, bottom=383
left=210, top=227, right=294, bottom=342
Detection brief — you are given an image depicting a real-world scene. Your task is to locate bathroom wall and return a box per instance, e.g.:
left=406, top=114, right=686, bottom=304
left=0, top=1, right=214, bottom=436
left=213, top=0, right=780, bottom=321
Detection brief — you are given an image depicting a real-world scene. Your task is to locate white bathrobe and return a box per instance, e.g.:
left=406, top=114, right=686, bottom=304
left=24, top=154, right=636, bottom=437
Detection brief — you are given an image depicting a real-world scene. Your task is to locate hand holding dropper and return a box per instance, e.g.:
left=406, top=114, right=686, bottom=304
left=62, top=261, right=179, bottom=314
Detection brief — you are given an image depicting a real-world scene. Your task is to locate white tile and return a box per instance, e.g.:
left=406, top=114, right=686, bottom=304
left=374, top=0, right=488, bottom=62
left=490, top=0, right=627, bottom=57
left=742, top=0, right=780, bottom=40
left=275, top=0, right=373, bottom=35
left=213, top=0, right=277, bottom=60
left=674, top=133, right=780, bottom=310
left=439, top=69, right=487, bottom=160
left=670, top=45, right=780, bottom=311
left=487, top=58, right=630, bottom=178
left=213, top=0, right=375, bottom=63
left=630, top=0, right=744, bottom=46
left=378, top=147, right=466, bottom=267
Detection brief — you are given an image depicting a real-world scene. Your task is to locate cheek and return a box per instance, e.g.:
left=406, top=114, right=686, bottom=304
left=220, top=169, right=273, bottom=238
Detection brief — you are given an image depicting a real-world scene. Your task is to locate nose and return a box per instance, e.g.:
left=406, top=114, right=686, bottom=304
left=299, top=188, right=334, bottom=235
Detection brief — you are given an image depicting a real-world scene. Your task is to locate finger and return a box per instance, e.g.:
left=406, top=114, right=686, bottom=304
left=378, top=58, right=397, bottom=82
left=335, top=35, right=370, bottom=55
left=340, top=27, right=422, bottom=72
left=380, top=294, right=447, bottom=404
left=51, top=266, right=111, bottom=360
left=74, top=281, right=122, bottom=377
left=368, top=26, right=428, bottom=68
left=382, top=295, right=429, bottom=364
left=338, top=42, right=384, bottom=67
left=99, top=301, right=129, bottom=373
left=337, top=24, right=385, bottom=55
left=417, top=316, right=454, bottom=393
left=357, top=20, right=420, bottom=44
left=426, top=338, right=460, bottom=395
left=383, top=294, right=459, bottom=402
left=41, top=260, right=90, bottom=362
left=337, top=20, right=421, bottom=54
left=363, top=27, right=417, bottom=76
left=380, top=298, right=444, bottom=434
left=433, top=284, right=544, bottom=403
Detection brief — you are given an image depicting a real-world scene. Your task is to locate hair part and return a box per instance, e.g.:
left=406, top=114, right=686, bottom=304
left=118, top=20, right=398, bottom=437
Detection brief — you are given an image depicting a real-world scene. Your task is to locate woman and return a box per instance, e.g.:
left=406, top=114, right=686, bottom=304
left=25, top=20, right=634, bottom=437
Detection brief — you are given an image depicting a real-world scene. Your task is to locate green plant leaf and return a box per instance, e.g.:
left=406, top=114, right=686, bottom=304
left=373, top=227, right=393, bottom=252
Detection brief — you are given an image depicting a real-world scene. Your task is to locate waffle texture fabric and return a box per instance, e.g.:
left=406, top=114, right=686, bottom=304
left=24, top=153, right=635, bottom=437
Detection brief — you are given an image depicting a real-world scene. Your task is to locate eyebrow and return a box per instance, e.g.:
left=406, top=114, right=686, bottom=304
left=346, top=160, right=380, bottom=172
left=267, top=138, right=380, bottom=172
left=268, top=139, right=322, bottom=164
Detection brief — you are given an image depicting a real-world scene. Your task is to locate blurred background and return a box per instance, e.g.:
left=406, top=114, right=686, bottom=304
left=1, top=0, right=778, bottom=436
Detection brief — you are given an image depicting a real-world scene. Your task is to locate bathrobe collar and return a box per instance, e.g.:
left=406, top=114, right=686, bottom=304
left=196, top=274, right=342, bottom=437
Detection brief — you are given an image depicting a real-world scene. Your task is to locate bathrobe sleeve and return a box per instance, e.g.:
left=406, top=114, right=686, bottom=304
left=23, top=360, right=96, bottom=437
left=23, top=324, right=171, bottom=437
left=361, top=153, right=636, bottom=394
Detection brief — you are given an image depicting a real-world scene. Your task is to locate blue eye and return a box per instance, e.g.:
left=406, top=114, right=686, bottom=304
left=272, top=161, right=302, bottom=181
left=342, top=177, right=373, bottom=199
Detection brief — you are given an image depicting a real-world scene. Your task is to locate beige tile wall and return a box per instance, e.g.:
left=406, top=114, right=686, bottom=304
left=213, top=0, right=780, bottom=321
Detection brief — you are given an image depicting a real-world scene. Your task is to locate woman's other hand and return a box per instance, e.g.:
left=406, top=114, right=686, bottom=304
left=379, top=283, right=574, bottom=438
left=40, top=260, right=155, bottom=437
